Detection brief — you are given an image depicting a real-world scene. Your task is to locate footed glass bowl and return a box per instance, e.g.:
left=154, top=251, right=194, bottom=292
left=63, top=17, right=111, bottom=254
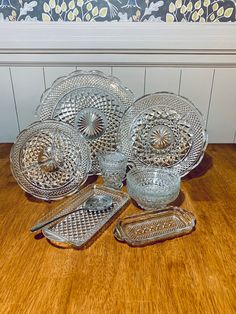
left=127, top=168, right=180, bottom=210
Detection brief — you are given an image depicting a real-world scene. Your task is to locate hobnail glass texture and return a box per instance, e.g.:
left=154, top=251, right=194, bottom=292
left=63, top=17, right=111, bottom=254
left=127, top=168, right=180, bottom=210
left=98, top=152, right=128, bottom=189
left=118, top=92, right=208, bottom=177
left=114, top=206, right=196, bottom=247
left=39, top=184, right=130, bottom=248
left=38, top=70, right=134, bottom=174
left=10, top=120, right=91, bottom=200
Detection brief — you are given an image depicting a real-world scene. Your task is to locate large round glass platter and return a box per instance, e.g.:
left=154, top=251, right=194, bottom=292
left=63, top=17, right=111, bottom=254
left=118, top=92, right=208, bottom=177
left=10, top=120, right=91, bottom=200
left=38, top=70, right=134, bottom=174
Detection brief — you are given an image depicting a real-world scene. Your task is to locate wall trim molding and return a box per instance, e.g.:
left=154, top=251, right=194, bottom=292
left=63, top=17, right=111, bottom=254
left=0, top=22, right=236, bottom=66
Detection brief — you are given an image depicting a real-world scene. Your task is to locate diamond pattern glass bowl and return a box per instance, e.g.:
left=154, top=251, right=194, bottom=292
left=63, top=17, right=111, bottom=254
left=127, top=168, right=180, bottom=210
left=37, top=70, right=134, bottom=174
left=118, top=92, right=208, bottom=177
left=10, top=120, right=91, bottom=200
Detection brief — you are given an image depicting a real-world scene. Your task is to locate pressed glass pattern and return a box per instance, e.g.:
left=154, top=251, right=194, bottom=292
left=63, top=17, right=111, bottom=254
left=10, top=120, right=91, bottom=200
left=118, top=92, right=207, bottom=177
left=38, top=184, right=130, bottom=247
left=38, top=70, right=134, bottom=174
left=114, top=206, right=196, bottom=247
left=127, top=167, right=180, bottom=210
left=98, top=151, right=128, bottom=189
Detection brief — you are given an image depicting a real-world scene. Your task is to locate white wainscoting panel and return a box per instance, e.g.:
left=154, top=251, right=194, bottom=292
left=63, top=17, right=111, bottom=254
left=1, top=23, right=236, bottom=144
left=76, top=66, right=112, bottom=75
left=180, top=68, right=214, bottom=124
left=112, top=67, right=145, bottom=100
left=0, top=67, right=19, bottom=142
left=207, top=68, right=236, bottom=143
left=44, top=67, right=76, bottom=88
left=145, top=68, right=181, bottom=95
left=10, top=67, right=45, bottom=130
left=0, top=65, right=236, bottom=143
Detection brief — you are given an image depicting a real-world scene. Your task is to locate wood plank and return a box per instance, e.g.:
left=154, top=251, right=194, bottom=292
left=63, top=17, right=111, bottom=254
left=207, top=69, right=236, bottom=143
left=180, top=68, right=214, bottom=123
left=112, top=67, right=145, bottom=100
left=44, top=67, right=76, bottom=88
left=0, top=144, right=235, bottom=313
left=76, top=66, right=111, bottom=76
left=0, top=68, right=19, bottom=142
left=10, top=67, right=45, bottom=130
left=145, top=68, right=181, bottom=95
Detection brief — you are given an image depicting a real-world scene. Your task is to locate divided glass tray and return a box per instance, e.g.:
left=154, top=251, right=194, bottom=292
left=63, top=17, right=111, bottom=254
left=37, top=184, right=130, bottom=248
left=118, top=92, right=208, bottom=177
left=10, top=120, right=91, bottom=200
left=114, top=206, right=196, bottom=247
left=37, top=70, right=134, bottom=174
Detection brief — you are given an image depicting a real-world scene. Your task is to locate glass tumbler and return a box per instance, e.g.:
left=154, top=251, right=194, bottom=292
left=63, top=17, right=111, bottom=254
left=98, top=152, right=128, bottom=189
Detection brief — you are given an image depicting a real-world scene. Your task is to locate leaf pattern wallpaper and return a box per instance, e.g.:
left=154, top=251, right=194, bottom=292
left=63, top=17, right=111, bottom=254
left=0, top=0, right=235, bottom=21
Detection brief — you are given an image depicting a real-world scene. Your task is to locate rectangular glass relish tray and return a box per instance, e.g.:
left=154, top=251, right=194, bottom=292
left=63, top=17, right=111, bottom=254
left=33, top=184, right=130, bottom=248
left=113, top=206, right=196, bottom=247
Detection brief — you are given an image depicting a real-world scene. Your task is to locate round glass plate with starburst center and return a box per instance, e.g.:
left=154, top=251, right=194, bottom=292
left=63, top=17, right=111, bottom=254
left=118, top=92, right=208, bottom=177
left=37, top=70, right=134, bottom=174
left=10, top=120, right=91, bottom=200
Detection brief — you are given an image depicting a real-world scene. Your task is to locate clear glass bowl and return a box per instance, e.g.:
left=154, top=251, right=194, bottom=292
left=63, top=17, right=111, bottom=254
left=127, top=168, right=180, bottom=210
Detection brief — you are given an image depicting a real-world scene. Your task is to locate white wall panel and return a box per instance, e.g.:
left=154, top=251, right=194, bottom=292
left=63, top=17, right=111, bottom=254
left=11, top=67, right=45, bottom=130
left=208, top=68, right=236, bottom=143
left=180, top=68, right=214, bottom=123
left=112, top=67, right=145, bottom=100
left=145, top=68, right=181, bottom=95
left=0, top=67, right=19, bottom=142
left=76, top=66, right=111, bottom=76
left=1, top=65, right=236, bottom=144
left=44, top=67, right=76, bottom=88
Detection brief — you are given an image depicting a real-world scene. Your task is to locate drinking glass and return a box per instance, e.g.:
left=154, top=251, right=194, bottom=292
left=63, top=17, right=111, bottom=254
left=98, top=152, right=128, bottom=189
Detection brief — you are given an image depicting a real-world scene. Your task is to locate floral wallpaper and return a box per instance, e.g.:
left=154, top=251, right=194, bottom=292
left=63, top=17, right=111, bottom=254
left=0, top=0, right=235, bottom=22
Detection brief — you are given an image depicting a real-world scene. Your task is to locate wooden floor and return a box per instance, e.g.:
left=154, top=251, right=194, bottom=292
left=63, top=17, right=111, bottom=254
left=0, top=144, right=235, bottom=314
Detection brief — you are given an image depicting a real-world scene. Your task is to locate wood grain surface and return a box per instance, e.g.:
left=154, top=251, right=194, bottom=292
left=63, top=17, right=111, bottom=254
left=0, top=144, right=235, bottom=314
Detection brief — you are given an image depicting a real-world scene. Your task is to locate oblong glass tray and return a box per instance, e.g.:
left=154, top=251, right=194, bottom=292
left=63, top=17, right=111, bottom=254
left=37, top=184, right=130, bottom=248
left=114, top=206, right=196, bottom=247
left=37, top=70, right=134, bottom=174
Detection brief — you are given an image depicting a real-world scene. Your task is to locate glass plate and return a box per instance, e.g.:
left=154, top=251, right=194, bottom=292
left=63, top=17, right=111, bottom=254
left=39, top=184, right=130, bottom=248
left=10, top=120, right=91, bottom=200
left=37, top=70, right=134, bottom=174
left=114, top=206, right=196, bottom=247
left=118, top=92, right=208, bottom=177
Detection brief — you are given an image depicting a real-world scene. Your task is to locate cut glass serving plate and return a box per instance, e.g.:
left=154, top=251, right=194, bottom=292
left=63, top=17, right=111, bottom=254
left=10, top=120, right=91, bottom=200
left=114, top=206, right=196, bottom=247
left=37, top=70, right=134, bottom=174
left=118, top=92, right=208, bottom=177
left=37, top=184, right=130, bottom=248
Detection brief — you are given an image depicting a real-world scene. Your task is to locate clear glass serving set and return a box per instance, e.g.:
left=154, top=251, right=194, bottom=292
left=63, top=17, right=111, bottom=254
left=10, top=70, right=206, bottom=247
